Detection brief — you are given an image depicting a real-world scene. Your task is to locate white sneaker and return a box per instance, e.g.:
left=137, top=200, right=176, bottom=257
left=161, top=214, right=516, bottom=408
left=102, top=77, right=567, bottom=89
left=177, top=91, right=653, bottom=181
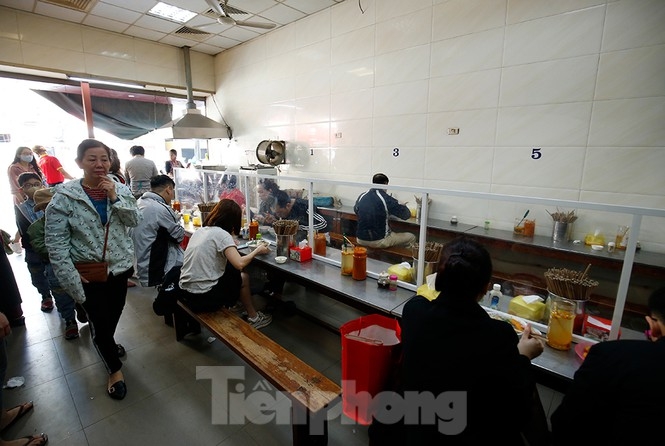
left=228, top=302, right=247, bottom=317
left=247, top=311, right=272, bottom=329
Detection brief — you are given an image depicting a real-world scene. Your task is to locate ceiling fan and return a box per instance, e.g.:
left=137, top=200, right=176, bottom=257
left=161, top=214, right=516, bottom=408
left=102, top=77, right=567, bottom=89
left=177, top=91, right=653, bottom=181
left=203, top=0, right=276, bottom=30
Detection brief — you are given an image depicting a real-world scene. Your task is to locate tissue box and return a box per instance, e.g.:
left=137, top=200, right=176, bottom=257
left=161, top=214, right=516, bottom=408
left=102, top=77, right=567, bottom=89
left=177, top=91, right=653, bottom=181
left=582, top=314, right=620, bottom=341
left=508, top=295, right=546, bottom=321
left=289, top=245, right=312, bottom=262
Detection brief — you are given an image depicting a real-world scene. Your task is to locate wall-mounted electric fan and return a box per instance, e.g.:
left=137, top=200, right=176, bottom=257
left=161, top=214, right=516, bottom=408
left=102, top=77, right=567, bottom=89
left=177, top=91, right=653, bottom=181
left=256, top=140, right=286, bottom=166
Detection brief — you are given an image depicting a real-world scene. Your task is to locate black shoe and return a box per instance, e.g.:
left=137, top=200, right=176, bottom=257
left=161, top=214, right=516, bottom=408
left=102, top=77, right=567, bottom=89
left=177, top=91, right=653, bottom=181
left=75, top=303, right=88, bottom=324
left=107, top=380, right=127, bottom=400
left=9, top=316, right=25, bottom=327
left=116, top=344, right=126, bottom=358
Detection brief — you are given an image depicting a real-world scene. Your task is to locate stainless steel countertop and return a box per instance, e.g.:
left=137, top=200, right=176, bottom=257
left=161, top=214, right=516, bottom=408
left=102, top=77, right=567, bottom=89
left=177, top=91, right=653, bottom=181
left=186, top=223, right=591, bottom=387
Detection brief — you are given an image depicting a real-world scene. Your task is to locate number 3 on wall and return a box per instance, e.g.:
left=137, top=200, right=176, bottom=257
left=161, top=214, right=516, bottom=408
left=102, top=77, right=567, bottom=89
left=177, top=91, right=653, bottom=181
left=393, top=148, right=400, bottom=157
left=531, top=148, right=542, bottom=160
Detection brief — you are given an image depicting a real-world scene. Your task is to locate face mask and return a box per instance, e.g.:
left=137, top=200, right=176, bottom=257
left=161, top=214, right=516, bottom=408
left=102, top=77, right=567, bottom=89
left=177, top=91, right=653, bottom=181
left=20, top=154, right=33, bottom=163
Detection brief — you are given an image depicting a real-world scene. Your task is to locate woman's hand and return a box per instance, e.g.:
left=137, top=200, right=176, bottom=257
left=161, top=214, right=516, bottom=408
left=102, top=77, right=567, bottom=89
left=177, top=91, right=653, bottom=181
left=97, top=176, right=118, bottom=202
left=518, top=325, right=544, bottom=360
left=253, top=243, right=271, bottom=256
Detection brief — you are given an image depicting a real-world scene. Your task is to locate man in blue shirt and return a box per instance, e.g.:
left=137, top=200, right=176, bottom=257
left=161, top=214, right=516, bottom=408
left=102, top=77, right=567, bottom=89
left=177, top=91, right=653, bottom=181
left=354, top=173, right=415, bottom=248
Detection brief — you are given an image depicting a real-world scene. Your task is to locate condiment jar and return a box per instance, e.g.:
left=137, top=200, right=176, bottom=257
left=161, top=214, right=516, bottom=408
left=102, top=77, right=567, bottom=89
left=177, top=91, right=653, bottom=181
left=314, top=232, right=326, bottom=256
left=341, top=244, right=354, bottom=276
left=352, top=247, right=367, bottom=280
left=377, top=271, right=390, bottom=289
left=546, top=296, right=576, bottom=351
left=389, top=274, right=398, bottom=291
left=249, top=219, right=259, bottom=240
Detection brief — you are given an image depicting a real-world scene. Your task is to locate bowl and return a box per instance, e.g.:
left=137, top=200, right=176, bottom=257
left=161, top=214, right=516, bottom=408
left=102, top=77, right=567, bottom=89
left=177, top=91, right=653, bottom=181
left=275, top=256, right=287, bottom=264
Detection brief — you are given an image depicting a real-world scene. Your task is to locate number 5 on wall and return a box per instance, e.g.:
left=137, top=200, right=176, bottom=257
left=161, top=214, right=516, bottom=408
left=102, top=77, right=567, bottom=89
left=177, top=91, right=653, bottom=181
left=531, top=148, right=542, bottom=160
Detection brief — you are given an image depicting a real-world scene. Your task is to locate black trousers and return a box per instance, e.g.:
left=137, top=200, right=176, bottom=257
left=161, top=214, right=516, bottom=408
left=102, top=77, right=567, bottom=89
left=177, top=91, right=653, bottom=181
left=82, top=268, right=133, bottom=375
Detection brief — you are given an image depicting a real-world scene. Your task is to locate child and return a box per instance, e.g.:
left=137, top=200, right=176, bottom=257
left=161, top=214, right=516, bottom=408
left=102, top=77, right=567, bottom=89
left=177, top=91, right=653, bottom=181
left=27, top=188, right=83, bottom=340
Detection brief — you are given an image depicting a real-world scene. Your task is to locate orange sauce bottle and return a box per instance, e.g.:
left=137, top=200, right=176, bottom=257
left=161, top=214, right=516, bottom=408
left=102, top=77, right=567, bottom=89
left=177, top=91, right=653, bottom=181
left=352, top=247, right=367, bottom=280
left=249, top=219, right=259, bottom=240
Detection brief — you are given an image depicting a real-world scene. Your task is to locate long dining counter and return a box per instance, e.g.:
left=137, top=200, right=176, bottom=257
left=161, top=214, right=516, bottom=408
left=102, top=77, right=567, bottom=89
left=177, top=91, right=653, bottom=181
left=182, top=221, right=583, bottom=392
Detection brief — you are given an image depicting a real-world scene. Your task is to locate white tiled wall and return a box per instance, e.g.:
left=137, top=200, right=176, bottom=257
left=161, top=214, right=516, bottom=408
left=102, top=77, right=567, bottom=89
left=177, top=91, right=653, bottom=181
left=0, top=6, right=215, bottom=91
left=212, top=0, right=665, bottom=250
left=0, top=2, right=663, bottom=248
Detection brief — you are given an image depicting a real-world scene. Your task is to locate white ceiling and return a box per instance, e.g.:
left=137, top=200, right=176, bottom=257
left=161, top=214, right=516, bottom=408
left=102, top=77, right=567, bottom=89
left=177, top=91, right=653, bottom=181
left=0, top=0, right=347, bottom=55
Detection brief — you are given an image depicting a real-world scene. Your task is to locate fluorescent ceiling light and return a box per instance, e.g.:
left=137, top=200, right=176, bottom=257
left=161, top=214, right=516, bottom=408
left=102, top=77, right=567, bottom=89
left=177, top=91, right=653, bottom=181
left=148, top=2, right=197, bottom=23
left=68, top=76, right=145, bottom=89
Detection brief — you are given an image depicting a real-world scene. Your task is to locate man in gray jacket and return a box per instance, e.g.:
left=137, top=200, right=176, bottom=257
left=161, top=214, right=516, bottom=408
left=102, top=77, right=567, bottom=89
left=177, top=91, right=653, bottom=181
left=130, top=175, right=185, bottom=287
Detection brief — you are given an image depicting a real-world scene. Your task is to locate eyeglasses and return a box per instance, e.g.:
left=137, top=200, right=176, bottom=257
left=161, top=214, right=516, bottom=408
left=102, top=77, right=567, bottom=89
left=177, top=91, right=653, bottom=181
left=22, top=182, right=43, bottom=188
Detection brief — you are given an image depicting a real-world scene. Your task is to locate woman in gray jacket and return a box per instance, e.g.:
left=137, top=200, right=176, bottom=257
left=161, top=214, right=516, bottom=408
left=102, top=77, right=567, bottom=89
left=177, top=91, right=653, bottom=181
left=46, top=139, right=141, bottom=401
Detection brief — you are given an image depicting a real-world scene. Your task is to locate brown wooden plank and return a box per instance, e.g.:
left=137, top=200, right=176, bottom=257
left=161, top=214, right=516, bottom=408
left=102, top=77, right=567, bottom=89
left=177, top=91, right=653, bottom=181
left=177, top=302, right=340, bottom=414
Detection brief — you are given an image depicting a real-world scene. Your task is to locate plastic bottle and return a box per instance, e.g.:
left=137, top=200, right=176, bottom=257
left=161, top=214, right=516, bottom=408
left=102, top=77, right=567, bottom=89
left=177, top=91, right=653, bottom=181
left=389, top=274, right=398, bottom=291
left=352, top=246, right=367, bottom=280
left=489, top=283, right=502, bottom=310
left=249, top=219, right=259, bottom=240
left=314, top=232, right=326, bottom=256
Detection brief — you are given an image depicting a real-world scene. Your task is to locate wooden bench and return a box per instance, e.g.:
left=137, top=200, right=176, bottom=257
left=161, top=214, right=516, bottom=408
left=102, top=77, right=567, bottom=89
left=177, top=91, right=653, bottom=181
left=173, top=302, right=342, bottom=446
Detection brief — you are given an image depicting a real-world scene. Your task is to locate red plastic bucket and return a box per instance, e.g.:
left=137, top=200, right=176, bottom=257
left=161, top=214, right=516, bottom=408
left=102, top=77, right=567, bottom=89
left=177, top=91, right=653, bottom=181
left=340, top=314, right=401, bottom=425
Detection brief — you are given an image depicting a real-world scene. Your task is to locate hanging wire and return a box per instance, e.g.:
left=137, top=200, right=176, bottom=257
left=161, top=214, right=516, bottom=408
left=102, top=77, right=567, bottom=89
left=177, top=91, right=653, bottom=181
left=358, top=0, right=365, bottom=14
left=211, top=93, right=233, bottom=139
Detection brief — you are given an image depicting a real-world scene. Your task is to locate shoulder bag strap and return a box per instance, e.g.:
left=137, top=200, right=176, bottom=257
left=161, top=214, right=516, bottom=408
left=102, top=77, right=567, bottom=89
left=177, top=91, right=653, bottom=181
left=101, top=221, right=110, bottom=262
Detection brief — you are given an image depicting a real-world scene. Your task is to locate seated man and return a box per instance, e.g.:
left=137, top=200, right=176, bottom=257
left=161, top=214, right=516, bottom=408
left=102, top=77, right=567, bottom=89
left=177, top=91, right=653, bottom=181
left=130, top=175, right=185, bottom=287
left=354, top=173, right=416, bottom=248
left=274, top=189, right=327, bottom=241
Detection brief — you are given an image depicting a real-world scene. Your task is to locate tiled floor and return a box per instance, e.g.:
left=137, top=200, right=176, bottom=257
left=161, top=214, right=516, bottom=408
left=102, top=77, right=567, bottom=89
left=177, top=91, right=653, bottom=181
left=2, top=253, right=371, bottom=446
left=2, top=251, right=563, bottom=445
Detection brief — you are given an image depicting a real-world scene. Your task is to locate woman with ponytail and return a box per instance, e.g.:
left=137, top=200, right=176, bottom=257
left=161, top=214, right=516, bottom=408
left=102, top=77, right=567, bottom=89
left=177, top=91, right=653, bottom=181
left=397, top=237, right=546, bottom=445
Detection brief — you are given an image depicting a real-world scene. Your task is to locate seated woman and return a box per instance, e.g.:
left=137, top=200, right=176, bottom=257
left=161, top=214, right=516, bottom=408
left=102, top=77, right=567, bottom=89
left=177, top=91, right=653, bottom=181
left=385, top=236, right=545, bottom=445
left=178, top=199, right=272, bottom=329
left=254, top=178, right=279, bottom=226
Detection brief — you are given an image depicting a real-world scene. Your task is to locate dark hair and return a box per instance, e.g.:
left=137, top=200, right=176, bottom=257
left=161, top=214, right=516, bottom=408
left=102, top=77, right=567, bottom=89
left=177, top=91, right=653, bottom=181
left=222, top=174, right=237, bottom=189
left=12, top=146, right=44, bottom=179
left=204, top=199, right=241, bottom=233
left=77, top=139, right=111, bottom=161
left=130, top=145, right=145, bottom=156
left=169, top=149, right=178, bottom=156
left=109, top=148, right=121, bottom=174
left=259, top=178, right=280, bottom=194
left=434, top=237, right=492, bottom=302
left=372, top=173, right=389, bottom=185
left=150, top=174, right=175, bottom=191
left=274, top=189, right=291, bottom=208
left=17, top=172, right=42, bottom=187
left=649, top=287, right=665, bottom=321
